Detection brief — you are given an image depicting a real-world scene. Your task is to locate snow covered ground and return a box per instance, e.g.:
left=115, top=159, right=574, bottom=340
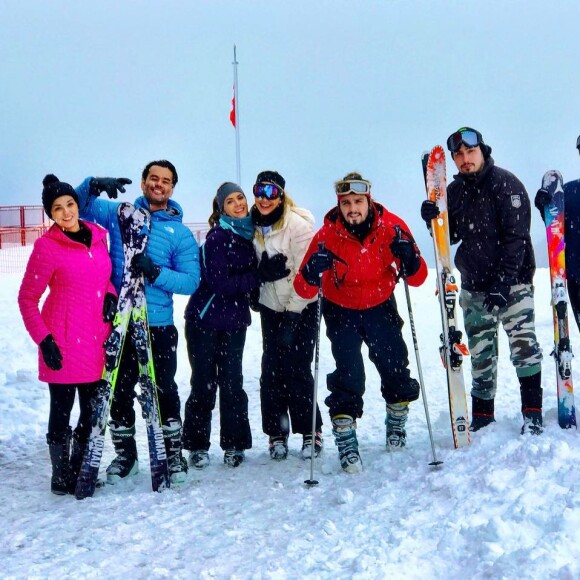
left=2, top=268, right=580, bottom=578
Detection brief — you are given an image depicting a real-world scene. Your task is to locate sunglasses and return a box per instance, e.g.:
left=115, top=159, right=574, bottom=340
left=253, top=182, right=284, bottom=200
left=335, top=180, right=371, bottom=196
left=446, top=128, right=482, bottom=153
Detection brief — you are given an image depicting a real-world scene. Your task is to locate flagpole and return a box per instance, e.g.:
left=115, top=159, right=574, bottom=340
left=232, top=44, right=241, bottom=185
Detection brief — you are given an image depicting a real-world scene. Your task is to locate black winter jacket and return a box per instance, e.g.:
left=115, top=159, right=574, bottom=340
left=447, top=157, right=536, bottom=292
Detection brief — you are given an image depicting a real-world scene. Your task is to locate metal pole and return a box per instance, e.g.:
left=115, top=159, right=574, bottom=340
left=232, top=45, right=241, bottom=185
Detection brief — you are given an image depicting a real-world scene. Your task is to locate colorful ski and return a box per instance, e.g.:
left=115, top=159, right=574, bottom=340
left=423, top=146, right=471, bottom=448
left=541, top=170, right=576, bottom=429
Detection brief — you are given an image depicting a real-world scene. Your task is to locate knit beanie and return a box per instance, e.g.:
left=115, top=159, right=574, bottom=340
left=255, top=170, right=285, bottom=190
left=216, top=182, right=245, bottom=213
left=42, top=174, right=79, bottom=218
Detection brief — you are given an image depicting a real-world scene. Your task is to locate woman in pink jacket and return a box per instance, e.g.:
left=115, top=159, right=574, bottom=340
left=18, top=175, right=117, bottom=495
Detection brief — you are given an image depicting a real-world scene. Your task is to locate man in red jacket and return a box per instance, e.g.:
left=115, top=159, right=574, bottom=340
left=294, top=172, right=428, bottom=473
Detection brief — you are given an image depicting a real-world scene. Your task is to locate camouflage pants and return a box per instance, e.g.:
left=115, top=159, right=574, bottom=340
left=459, top=284, right=543, bottom=400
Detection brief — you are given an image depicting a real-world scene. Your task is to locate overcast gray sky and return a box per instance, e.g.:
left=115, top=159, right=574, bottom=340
left=2, top=0, right=580, bottom=264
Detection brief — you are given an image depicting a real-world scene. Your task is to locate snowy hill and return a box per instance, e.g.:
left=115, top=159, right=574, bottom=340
left=2, top=269, right=580, bottom=578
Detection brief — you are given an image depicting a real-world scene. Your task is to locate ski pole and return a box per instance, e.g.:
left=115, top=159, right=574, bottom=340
left=394, top=226, right=442, bottom=467
left=305, top=242, right=326, bottom=486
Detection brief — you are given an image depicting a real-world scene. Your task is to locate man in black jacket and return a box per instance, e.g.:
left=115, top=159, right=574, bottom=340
left=421, top=127, right=543, bottom=435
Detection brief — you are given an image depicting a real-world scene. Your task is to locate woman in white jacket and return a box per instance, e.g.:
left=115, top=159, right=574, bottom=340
left=251, top=170, right=324, bottom=461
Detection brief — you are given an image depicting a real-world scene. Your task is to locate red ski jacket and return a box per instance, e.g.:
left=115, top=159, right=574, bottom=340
left=294, top=202, right=427, bottom=310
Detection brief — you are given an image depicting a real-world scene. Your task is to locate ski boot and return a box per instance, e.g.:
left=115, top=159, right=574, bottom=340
left=332, top=415, right=362, bottom=474
left=188, top=450, right=210, bottom=470
left=521, top=409, right=543, bottom=435
left=300, top=432, right=323, bottom=460
left=163, top=418, right=188, bottom=484
left=106, top=423, right=139, bottom=484
left=519, top=373, right=543, bottom=435
left=269, top=435, right=289, bottom=460
left=47, top=428, right=71, bottom=495
left=385, top=402, right=409, bottom=451
left=223, top=450, right=245, bottom=468
left=470, top=396, right=495, bottom=432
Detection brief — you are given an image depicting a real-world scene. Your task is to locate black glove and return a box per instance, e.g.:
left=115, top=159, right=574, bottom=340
left=420, top=200, right=440, bottom=223
left=277, top=311, right=301, bottom=349
left=534, top=188, right=551, bottom=217
left=90, top=177, right=132, bottom=199
left=302, top=249, right=337, bottom=286
left=39, top=334, right=63, bottom=371
left=132, top=253, right=161, bottom=283
left=102, top=292, right=118, bottom=323
left=390, top=237, right=421, bottom=277
left=482, top=281, right=510, bottom=312
left=257, top=251, right=290, bottom=283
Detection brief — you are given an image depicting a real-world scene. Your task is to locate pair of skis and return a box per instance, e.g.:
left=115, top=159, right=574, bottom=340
left=75, top=202, right=170, bottom=499
left=540, top=171, right=576, bottom=429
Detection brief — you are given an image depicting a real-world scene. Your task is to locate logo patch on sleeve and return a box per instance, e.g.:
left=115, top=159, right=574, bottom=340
left=511, top=195, right=521, bottom=208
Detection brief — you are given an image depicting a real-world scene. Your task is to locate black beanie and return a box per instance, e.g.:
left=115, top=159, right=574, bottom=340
left=42, top=174, right=79, bottom=218
left=216, top=182, right=245, bottom=213
left=256, top=170, right=285, bottom=190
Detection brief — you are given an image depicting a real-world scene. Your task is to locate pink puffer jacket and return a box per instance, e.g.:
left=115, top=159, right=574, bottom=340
left=18, top=221, right=116, bottom=384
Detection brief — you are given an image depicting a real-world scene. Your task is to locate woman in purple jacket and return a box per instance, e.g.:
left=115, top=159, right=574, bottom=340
left=18, top=175, right=117, bottom=495
left=182, top=183, right=288, bottom=468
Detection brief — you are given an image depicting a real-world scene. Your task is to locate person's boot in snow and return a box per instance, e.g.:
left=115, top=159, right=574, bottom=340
left=332, top=415, right=362, bottom=473
left=269, top=435, right=288, bottom=460
left=106, top=423, right=139, bottom=483
left=163, top=418, right=188, bottom=484
left=47, top=428, right=71, bottom=495
left=520, top=372, right=543, bottom=435
left=300, top=432, right=323, bottom=460
left=470, top=396, right=495, bottom=432
left=385, top=402, right=409, bottom=450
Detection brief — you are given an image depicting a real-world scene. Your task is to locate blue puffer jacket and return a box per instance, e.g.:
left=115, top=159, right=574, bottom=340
left=185, top=224, right=259, bottom=331
left=76, top=177, right=200, bottom=327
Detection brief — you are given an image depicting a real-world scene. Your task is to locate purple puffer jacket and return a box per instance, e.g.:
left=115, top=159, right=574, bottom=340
left=185, top=225, right=259, bottom=331
left=18, top=221, right=116, bottom=384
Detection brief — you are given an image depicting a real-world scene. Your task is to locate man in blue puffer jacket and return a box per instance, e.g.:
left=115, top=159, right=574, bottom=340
left=76, top=160, right=200, bottom=484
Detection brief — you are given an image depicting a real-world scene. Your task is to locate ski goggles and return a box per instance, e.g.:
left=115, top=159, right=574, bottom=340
left=335, top=179, right=371, bottom=196
left=253, top=182, right=284, bottom=200
left=446, top=128, right=483, bottom=153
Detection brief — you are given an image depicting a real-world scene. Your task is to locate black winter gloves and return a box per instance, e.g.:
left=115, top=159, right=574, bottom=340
left=390, top=237, right=421, bottom=277
left=102, top=292, right=118, bottom=323
left=90, top=177, right=132, bottom=199
left=277, top=311, right=302, bottom=349
left=40, top=334, right=63, bottom=370
left=534, top=188, right=551, bottom=217
left=258, top=251, right=290, bottom=283
left=301, top=248, right=337, bottom=286
left=420, top=200, right=440, bottom=224
left=483, top=281, right=510, bottom=312
left=132, top=253, right=161, bottom=283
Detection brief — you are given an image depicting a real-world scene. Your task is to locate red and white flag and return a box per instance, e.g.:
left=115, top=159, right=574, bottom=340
left=229, top=85, right=236, bottom=128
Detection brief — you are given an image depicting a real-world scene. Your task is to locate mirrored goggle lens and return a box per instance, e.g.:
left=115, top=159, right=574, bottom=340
left=446, top=129, right=480, bottom=153
left=335, top=180, right=371, bottom=195
left=253, top=183, right=282, bottom=199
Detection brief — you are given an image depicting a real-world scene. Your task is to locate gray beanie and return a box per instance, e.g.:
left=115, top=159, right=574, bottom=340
left=216, top=182, right=244, bottom=213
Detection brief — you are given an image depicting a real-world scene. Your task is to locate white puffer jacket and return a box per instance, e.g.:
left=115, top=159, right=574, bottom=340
left=254, top=206, right=317, bottom=313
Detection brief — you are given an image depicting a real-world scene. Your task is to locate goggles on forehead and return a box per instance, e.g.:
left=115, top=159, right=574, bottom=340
left=446, top=128, right=482, bottom=153
left=253, top=182, right=284, bottom=200
left=335, top=179, right=371, bottom=196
